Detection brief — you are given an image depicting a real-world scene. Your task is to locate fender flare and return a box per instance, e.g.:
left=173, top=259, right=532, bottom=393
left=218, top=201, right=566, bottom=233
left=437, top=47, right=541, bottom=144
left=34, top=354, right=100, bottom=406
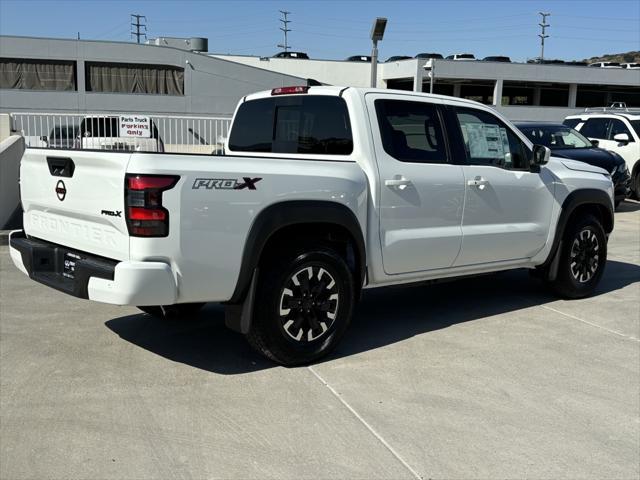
left=228, top=200, right=366, bottom=305
left=541, top=188, right=614, bottom=279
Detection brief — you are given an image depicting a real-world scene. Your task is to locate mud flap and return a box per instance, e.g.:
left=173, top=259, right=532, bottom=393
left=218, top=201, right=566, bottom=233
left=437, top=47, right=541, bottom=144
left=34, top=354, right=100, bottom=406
left=224, top=268, right=258, bottom=334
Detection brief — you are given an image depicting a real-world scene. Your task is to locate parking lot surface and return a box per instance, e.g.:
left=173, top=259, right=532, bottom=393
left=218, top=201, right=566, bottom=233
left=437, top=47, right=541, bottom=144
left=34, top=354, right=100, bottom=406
left=1, top=202, right=639, bottom=480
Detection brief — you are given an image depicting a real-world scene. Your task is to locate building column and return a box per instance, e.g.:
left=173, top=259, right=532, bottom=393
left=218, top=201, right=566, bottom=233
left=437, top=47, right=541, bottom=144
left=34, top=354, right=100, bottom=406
left=533, top=87, right=541, bottom=106
left=453, top=83, right=461, bottom=98
left=413, top=65, right=424, bottom=92
left=568, top=83, right=577, bottom=108
left=492, top=79, right=503, bottom=106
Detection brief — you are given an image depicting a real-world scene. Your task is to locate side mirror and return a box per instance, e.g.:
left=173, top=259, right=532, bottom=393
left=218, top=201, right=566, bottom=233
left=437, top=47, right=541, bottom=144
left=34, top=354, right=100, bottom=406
left=613, top=132, right=630, bottom=144
left=532, top=144, right=550, bottom=168
left=590, top=139, right=600, bottom=147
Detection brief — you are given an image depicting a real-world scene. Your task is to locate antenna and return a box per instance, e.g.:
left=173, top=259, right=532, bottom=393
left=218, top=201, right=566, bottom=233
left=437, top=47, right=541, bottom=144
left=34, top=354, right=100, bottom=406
left=538, top=12, right=550, bottom=61
left=278, top=10, right=291, bottom=52
left=131, top=14, right=147, bottom=44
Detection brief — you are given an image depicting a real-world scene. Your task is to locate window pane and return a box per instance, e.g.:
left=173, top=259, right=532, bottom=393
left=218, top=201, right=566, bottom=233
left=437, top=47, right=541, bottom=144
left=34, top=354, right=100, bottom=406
left=580, top=118, right=609, bottom=139
left=563, top=118, right=581, bottom=129
left=608, top=119, right=633, bottom=141
left=0, top=58, right=76, bottom=91
left=374, top=99, right=447, bottom=163
left=85, top=62, right=184, bottom=95
left=227, top=98, right=274, bottom=152
left=228, top=95, right=353, bottom=155
left=455, top=107, right=529, bottom=169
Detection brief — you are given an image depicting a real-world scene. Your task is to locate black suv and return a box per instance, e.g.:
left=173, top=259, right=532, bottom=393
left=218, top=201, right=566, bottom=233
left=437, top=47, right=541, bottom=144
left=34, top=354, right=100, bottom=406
left=517, top=122, right=631, bottom=207
left=273, top=51, right=309, bottom=59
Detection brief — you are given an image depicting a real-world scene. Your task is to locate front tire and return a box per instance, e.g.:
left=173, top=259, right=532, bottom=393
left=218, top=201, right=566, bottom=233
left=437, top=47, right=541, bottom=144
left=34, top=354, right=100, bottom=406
left=547, top=214, right=607, bottom=299
left=246, top=245, right=355, bottom=366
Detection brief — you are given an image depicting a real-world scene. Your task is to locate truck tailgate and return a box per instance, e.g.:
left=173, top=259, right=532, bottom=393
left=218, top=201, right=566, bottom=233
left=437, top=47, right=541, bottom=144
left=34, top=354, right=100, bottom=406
left=20, top=149, right=131, bottom=261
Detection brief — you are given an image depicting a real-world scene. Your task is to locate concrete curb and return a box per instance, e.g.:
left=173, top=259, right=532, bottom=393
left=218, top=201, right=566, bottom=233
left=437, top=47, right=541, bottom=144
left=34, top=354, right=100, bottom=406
left=0, top=230, right=10, bottom=246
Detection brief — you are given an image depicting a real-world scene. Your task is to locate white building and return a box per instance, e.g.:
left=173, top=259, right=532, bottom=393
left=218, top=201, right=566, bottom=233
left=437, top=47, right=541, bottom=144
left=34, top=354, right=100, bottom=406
left=213, top=54, right=640, bottom=122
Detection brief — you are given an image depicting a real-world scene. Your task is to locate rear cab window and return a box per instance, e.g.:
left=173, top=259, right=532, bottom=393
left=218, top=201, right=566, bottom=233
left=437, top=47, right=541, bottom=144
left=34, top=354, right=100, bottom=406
left=228, top=95, right=353, bottom=155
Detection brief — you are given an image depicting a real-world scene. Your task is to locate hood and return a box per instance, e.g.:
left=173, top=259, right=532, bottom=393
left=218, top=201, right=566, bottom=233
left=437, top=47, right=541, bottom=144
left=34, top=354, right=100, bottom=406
left=550, top=148, right=624, bottom=173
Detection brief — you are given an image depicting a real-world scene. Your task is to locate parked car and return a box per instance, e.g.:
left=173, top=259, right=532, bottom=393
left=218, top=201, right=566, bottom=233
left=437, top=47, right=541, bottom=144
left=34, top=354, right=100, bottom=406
left=482, top=56, right=511, bottom=62
left=567, top=61, right=588, bottom=66
left=273, top=51, right=309, bottom=59
left=516, top=122, right=631, bottom=207
left=527, top=59, right=565, bottom=64
left=385, top=55, right=412, bottom=62
left=564, top=106, right=640, bottom=198
left=47, top=126, right=79, bottom=149
left=415, top=53, right=443, bottom=59
left=346, top=55, right=371, bottom=62
left=622, top=62, right=640, bottom=69
left=446, top=53, right=475, bottom=61
left=10, top=85, right=615, bottom=365
left=588, top=62, right=622, bottom=68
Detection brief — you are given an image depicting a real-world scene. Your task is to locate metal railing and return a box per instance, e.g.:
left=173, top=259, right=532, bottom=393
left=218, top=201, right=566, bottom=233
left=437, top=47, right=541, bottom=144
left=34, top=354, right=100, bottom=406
left=10, top=112, right=233, bottom=155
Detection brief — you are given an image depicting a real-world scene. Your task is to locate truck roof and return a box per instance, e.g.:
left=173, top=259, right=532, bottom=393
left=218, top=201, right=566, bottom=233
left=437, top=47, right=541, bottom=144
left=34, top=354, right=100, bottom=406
left=243, top=85, right=486, bottom=108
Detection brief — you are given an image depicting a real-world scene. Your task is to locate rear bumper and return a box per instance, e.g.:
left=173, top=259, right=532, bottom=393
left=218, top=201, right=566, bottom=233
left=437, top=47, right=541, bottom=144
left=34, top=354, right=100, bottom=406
left=9, top=231, right=176, bottom=306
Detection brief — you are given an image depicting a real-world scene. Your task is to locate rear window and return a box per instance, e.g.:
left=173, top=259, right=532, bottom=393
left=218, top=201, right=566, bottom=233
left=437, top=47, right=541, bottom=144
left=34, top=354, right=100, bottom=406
left=228, top=95, right=353, bottom=155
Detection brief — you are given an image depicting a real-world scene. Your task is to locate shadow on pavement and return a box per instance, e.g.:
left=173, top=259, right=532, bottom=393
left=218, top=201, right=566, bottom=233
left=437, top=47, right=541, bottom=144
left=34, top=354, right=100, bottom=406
left=105, top=260, right=639, bottom=374
left=617, top=200, right=639, bottom=213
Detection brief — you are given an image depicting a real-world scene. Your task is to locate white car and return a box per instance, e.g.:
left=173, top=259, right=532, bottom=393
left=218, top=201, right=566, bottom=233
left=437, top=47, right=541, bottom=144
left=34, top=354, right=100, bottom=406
left=622, top=63, right=640, bottom=69
left=564, top=107, right=640, bottom=197
left=10, top=86, right=614, bottom=365
left=446, top=53, right=476, bottom=61
left=588, top=62, right=622, bottom=68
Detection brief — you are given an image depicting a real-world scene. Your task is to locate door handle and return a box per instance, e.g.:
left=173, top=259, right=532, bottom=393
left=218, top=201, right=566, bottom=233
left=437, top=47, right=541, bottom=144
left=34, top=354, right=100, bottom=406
left=467, top=176, right=488, bottom=190
left=385, top=178, right=412, bottom=190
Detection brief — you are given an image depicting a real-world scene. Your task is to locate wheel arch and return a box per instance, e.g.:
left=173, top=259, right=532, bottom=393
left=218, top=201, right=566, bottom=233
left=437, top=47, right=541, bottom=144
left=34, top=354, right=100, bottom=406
left=541, top=188, right=613, bottom=274
left=228, top=200, right=366, bottom=304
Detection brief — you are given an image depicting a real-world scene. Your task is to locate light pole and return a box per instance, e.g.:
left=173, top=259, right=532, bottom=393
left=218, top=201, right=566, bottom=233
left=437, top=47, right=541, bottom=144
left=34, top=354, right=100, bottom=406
left=370, top=17, right=387, bottom=88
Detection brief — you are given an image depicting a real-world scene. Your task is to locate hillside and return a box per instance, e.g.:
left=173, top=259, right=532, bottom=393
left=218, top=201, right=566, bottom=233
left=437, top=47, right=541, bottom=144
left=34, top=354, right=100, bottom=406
left=582, top=51, right=640, bottom=63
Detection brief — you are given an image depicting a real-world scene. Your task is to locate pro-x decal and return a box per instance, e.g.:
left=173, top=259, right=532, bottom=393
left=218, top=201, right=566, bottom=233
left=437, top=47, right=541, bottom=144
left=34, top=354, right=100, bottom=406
left=192, top=177, right=262, bottom=190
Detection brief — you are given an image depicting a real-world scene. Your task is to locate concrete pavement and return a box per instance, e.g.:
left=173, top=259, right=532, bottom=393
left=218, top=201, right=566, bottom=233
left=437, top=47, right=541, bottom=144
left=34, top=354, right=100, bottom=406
left=1, top=201, right=638, bottom=479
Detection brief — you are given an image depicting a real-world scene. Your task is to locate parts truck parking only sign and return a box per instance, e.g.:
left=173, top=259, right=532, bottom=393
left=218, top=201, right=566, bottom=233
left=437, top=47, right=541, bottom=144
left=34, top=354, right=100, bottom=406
left=119, top=115, right=151, bottom=138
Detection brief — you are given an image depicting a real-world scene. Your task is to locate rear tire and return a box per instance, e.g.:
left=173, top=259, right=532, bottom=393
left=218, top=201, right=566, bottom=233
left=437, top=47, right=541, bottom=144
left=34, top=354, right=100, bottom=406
left=546, top=214, right=607, bottom=299
left=137, top=303, right=205, bottom=320
left=246, top=244, right=355, bottom=366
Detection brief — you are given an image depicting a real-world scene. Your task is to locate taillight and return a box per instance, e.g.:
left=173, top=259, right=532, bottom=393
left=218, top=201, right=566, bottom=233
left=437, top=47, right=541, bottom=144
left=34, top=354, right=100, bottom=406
left=271, top=86, right=309, bottom=95
left=125, top=174, right=179, bottom=237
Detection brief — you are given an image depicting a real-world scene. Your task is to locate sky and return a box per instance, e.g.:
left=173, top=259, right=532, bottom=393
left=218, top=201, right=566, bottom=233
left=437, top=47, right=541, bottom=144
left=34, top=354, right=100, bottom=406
left=0, top=0, right=638, bottom=62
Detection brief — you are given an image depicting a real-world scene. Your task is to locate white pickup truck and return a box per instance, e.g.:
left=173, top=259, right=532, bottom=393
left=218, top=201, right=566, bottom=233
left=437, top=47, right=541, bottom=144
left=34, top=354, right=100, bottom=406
left=10, top=85, right=615, bottom=365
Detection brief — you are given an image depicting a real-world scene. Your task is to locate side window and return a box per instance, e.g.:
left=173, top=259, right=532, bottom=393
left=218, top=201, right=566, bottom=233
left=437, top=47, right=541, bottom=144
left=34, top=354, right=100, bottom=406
left=579, top=118, right=609, bottom=139
left=608, top=119, right=635, bottom=142
left=374, top=99, right=448, bottom=163
left=454, top=107, right=529, bottom=170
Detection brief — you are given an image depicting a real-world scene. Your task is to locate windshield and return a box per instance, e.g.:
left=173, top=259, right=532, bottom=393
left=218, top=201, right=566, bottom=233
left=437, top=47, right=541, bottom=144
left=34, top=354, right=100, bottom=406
left=520, top=125, right=593, bottom=149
